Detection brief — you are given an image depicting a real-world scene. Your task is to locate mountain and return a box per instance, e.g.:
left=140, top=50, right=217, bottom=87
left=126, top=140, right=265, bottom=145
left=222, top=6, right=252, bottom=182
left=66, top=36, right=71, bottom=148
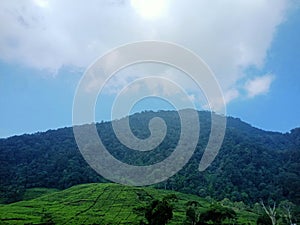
left=0, top=183, right=259, bottom=224
left=0, top=110, right=299, bottom=206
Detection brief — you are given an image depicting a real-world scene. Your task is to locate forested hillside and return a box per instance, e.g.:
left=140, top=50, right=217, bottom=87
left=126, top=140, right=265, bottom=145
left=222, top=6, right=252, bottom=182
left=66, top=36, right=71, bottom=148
left=0, top=110, right=299, bottom=206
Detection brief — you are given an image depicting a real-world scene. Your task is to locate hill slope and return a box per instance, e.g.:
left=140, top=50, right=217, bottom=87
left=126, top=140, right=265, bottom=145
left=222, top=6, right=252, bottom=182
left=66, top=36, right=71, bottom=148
left=0, top=110, right=299, bottom=205
left=0, top=183, right=258, bottom=225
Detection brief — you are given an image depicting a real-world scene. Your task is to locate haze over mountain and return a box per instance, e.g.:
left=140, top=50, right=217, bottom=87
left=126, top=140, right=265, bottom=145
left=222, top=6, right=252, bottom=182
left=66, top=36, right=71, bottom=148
left=1, top=110, right=299, bottom=206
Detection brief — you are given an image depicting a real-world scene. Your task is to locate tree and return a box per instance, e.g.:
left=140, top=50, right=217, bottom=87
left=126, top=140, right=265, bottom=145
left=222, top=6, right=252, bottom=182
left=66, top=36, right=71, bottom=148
left=145, top=199, right=173, bottom=225
left=279, top=200, right=296, bottom=225
left=186, top=207, right=197, bottom=225
left=199, top=204, right=237, bottom=224
left=257, top=214, right=272, bottom=225
left=260, top=201, right=277, bottom=225
left=185, top=201, right=200, bottom=225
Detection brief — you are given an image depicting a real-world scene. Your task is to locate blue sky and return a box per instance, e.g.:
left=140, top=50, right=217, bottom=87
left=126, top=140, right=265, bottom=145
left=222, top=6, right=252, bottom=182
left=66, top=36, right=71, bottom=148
left=0, top=0, right=299, bottom=138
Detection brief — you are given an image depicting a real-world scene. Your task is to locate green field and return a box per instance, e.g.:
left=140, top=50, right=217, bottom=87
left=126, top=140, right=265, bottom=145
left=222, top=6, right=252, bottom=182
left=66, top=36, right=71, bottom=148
left=0, top=183, right=258, bottom=224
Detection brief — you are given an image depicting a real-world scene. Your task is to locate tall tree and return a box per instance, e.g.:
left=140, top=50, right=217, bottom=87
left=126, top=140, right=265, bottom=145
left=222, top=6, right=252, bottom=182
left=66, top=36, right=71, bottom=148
left=279, top=200, right=296, bottom=225
left=260, top=201, right=277, bottom=225
left=185, top=201, right=200, bottom=225
left=199, top=204, right=237, bottom=224
left=145, top=199, right=173, bottom=225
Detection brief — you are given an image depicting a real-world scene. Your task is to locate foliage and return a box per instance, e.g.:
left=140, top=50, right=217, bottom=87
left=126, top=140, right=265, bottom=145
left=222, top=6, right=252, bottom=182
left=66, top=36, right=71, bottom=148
left=199, top=204, right=237, bottom=224
left=256, top=200, right=299, bottom=225
left=40, top=208, right=55, bottom=225
left=145, top=199, right=173, bottom=225
left=256, top=214, right=272, bottom=225
left=185, top=200, right=201, bottom=225
left=0, top=110, right=299, bottom=205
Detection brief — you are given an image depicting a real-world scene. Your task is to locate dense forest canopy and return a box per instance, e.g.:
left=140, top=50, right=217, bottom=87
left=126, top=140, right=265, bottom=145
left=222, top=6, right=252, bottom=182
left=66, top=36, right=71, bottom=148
left=0, top=110, right=299, bottom=206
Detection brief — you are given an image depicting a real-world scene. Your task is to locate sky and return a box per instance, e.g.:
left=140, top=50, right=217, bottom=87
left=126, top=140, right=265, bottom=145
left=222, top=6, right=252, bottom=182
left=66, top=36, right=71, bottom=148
left=0, top=0, right=300, bottom=138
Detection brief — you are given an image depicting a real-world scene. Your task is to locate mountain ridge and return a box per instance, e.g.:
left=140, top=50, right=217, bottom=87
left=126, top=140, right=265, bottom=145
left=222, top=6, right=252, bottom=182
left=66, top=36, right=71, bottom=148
left=2, top=110, right=298, bottom=140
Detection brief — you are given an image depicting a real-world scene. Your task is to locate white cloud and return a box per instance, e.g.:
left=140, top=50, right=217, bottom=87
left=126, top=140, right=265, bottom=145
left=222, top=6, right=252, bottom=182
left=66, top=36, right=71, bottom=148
left=0, top=0, right=293, bottom=105
left=224, top=89, right=240, bottom=103
left=187, top=94, right=196, bottom=103
left=244, top=74, right=275, bottom=98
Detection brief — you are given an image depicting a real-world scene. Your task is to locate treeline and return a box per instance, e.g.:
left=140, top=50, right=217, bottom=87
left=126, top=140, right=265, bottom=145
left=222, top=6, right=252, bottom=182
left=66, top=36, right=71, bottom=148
left=0, top=110, right=299, bottom=205
left=139, top=194, right=299, bottom=225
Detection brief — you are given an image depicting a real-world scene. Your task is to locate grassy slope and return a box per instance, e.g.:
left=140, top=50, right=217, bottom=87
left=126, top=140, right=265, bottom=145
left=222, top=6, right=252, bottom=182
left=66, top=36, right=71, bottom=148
left=0, top=183, right=258, bottom=225
left=22, top=188, right=59, bottom=201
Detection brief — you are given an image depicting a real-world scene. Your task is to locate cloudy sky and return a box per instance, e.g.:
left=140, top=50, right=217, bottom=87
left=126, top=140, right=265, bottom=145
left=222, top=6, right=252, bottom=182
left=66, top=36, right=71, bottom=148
left=0, top=0, right=299, bottom=137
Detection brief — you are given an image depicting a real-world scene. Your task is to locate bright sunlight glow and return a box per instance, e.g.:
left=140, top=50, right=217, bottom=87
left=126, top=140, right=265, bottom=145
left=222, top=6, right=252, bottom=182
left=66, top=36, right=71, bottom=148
left=33, top=0, right=49, bottom=8
left=130, top=0, right=168, bottom=20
